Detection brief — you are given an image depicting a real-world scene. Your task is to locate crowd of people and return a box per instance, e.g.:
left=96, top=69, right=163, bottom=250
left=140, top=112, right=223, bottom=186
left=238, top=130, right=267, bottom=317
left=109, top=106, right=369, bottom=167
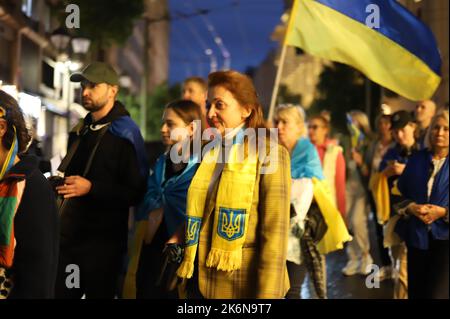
left=0, top=61, right=448, bottom=299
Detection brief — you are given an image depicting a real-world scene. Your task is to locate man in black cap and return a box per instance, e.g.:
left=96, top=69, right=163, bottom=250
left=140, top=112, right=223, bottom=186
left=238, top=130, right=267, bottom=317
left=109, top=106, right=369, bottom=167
left=378, top=109, right=418, bottom=299
left=54, top=62, right=149, bottom=299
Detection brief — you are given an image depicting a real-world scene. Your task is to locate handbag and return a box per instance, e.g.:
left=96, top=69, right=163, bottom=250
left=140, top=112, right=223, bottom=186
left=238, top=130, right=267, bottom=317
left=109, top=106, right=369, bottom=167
left=304, top=202, right=328, bottom=244
left=155, top=243, right=184, bottom=292
left=0, top=267, right=13, bottom=299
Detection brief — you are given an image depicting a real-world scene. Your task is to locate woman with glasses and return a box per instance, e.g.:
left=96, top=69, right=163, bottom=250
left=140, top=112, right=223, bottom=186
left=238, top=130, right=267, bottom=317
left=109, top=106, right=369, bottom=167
left=308, top=114, right=346, bottom=218
left=274, top=105, right=350, bottom=299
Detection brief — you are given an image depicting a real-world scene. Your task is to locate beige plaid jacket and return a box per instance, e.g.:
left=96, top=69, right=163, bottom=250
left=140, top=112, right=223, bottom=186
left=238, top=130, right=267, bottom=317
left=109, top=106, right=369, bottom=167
left=194, top=144, right=291, bottom=299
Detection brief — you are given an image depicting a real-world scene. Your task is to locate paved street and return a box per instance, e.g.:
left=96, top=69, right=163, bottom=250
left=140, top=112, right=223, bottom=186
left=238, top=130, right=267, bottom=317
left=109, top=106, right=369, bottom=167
left=304, top=214, right=395, bottom=299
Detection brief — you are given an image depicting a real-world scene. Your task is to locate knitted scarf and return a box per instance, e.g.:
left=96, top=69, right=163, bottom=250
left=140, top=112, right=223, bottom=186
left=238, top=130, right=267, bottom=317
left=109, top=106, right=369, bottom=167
left=177, top=130, right=258, bottom=278
left=0, top=128, right=25, bottom=269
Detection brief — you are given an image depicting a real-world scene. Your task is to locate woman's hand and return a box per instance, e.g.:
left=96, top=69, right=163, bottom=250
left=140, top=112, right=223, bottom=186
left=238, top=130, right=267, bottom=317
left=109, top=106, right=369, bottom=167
left=383, top=161, right=406, bottom=178
left=422, top=205, right=447, bottom=225
left=407, top=203, right=429, bottom=224
left=407, top=204, right=446, bottom=225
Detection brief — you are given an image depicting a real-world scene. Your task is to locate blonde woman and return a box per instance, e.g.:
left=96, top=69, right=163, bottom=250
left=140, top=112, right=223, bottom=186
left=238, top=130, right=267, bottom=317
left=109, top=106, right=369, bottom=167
left=274, top=105, right=350, bottom=299
left=395, top=109, right=448, bottom=299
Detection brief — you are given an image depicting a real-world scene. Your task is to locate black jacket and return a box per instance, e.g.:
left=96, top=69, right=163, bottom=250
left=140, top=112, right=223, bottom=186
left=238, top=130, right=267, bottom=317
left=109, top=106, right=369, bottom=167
left=8, top=155, right=59, bottom=299
left=60, top=101, right=147, bottom=249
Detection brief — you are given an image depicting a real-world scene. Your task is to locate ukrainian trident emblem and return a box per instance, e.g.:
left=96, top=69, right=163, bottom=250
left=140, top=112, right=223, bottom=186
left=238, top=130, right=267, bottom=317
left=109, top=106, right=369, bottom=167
left=186, top=216, right=202, bottom=246
left=218, top=208, right=246, bottom=241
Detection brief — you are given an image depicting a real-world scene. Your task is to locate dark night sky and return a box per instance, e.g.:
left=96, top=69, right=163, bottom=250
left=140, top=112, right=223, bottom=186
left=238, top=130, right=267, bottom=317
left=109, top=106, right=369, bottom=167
left=168, top=0, right=285, bottom=85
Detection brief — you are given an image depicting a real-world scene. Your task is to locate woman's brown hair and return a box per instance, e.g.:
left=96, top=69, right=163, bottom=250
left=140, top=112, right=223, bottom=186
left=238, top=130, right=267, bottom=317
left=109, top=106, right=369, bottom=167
left=208, top=70, right=266, bottom=129
left=165, top=99, right=206, bottom=133
left=0, top=90, right=32, bottom=154
left=309, top=114, right=330, bottom=130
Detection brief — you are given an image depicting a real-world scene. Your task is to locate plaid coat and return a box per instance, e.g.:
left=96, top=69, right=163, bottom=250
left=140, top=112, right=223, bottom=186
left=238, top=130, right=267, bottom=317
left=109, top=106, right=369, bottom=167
left=195, top=144, right=291, bottom=299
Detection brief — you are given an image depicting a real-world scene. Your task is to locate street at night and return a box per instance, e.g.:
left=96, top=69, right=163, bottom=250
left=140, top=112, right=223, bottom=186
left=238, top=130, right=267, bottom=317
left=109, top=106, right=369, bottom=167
left=0, top=0, right=448, bottom=303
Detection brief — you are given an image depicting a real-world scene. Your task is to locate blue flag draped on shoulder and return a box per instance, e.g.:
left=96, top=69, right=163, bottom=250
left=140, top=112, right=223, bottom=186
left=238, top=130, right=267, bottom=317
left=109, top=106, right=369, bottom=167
left=290, top=138, right=351, bottom=254
left=285, top=0, right=442, bottom=101
left=110, top=116, right=149, bottom=179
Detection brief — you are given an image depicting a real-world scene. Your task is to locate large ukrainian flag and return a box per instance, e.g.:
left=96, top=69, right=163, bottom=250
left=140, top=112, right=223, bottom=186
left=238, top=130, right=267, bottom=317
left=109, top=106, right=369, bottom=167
left=285, top=0, right=442, bottom=101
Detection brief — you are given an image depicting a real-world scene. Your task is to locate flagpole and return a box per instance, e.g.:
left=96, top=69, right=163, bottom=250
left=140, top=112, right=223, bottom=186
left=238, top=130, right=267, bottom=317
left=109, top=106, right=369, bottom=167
left=267, top=0, right=299, bottom=122
left=267, top=42, right=288, bottom=122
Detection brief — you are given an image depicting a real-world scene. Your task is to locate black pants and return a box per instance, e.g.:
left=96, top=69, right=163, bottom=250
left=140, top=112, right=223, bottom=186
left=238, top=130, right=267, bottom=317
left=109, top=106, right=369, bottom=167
left=407, top=239, right=449, bottom=299
left=54, top=240, right=124, bottom=299
left=369, top=194, right=391, bottom=266
left=286, top=261, right=307, bottom=299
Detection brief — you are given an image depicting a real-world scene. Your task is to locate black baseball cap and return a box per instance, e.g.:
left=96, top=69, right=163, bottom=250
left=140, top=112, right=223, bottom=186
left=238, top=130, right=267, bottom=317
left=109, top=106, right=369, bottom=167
left=70, top=62, right=119, bottom=86
left=390, top=110, right=415, bottom=130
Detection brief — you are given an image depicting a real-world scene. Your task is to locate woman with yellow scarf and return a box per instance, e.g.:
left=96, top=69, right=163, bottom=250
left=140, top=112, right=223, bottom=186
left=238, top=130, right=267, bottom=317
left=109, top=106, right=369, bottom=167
left=177, top=70, right=291, bottom=299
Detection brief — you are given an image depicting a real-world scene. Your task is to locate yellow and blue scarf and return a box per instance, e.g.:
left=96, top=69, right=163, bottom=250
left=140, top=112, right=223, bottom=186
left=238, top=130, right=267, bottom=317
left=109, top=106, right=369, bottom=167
left=177, top=129, right=258, bottom=278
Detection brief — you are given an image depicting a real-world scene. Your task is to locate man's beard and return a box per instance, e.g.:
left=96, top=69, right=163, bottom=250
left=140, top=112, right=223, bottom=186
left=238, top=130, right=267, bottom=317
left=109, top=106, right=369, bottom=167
left=82, top=98, right=105, bottom=112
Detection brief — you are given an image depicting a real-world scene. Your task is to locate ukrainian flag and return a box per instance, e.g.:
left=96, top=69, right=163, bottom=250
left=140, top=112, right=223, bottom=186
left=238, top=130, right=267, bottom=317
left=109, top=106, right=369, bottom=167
left=285, top=0, right=442, bottom=101
left=346, top=113, right=364, bottom=149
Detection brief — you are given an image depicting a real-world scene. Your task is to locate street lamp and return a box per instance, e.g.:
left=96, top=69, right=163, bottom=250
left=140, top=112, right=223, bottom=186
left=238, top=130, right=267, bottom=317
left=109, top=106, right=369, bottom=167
left=50, top=27, right=71, bottom=60
left=50, top=28, right=91, bottom=135
left=70, top=37, right=91, bottom=74
left=71, top=37, right=91, bottom=54
left=119, top=74, right=132, bottom=90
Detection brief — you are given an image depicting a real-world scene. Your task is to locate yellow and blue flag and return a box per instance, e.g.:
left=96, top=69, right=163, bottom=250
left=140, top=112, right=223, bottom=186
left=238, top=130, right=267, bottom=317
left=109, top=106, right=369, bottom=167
left=346, top=113, right=364, bottom=150
left=285, top=0, right=442, bottom=101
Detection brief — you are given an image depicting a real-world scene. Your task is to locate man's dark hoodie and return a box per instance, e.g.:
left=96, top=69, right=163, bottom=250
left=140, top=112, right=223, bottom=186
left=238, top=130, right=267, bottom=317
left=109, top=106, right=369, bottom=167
left=60, top=101, right=147, bottom=250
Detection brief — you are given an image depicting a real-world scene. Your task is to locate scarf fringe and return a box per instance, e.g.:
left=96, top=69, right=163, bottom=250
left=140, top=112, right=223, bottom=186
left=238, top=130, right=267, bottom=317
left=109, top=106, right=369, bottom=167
left=177, top=258, right=195, bottom=279
left=206, top=248, right=242, bottom=272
